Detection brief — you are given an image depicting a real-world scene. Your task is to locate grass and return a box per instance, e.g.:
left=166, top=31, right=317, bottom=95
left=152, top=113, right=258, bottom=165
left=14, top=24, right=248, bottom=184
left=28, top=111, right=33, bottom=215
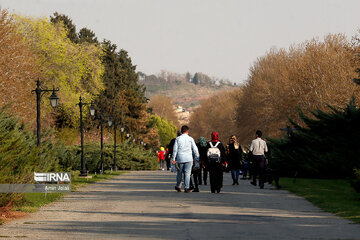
left=12, top=171, right=124, bottom=213
left=280, top=178, right=360, bottom=223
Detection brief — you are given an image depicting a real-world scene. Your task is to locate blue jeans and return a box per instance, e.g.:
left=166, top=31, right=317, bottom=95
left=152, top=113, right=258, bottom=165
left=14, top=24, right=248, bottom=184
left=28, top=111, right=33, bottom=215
left=176, top=162, right=193, bottom=189
left=231, top=169, right=240, bottom=181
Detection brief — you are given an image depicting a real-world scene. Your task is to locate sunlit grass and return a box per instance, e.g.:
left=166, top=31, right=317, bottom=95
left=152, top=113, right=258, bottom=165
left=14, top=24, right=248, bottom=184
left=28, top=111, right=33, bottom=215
left=280, top=178, right=360, bottom=223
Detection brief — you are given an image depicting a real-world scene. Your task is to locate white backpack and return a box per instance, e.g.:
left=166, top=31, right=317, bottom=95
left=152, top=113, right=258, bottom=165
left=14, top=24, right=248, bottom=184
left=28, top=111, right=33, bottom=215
left=207, top=142, right=221, bottom=163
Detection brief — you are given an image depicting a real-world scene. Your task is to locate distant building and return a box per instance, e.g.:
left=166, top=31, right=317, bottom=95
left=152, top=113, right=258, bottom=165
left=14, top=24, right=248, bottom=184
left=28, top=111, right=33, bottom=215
left=175, top=105, right=190, bottom=124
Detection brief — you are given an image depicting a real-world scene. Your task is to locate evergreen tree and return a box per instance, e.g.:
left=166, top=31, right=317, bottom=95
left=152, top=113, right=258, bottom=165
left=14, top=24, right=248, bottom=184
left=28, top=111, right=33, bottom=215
left=97, top=40, right=146, bottom=134
left=193, top=73, right=199, bottom=85
left=78, top=28, right=98, bottom=44
left=269, top=98, right=360, bottom=178
left=50, top=12, right=79, bottom=43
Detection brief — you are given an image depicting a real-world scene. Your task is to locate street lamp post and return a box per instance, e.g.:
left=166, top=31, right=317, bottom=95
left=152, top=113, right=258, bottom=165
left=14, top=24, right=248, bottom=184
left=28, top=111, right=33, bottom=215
left=31, top=78, right=59, bottom=147
left=100, top=111, right=104, bottom=174
left=77, top=96, right=95, bottom=176
left=108, top=118, right=118, bottom=171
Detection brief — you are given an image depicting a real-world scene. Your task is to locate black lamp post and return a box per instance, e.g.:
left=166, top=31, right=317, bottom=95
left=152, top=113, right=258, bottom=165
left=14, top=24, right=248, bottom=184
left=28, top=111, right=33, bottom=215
left=31, top=78, right=59, bottom=147
left=77, top=96, right=95, bottom=176
left=108, top=117, right=118, bottom=171
left=99, top=110, right=104, bottom=174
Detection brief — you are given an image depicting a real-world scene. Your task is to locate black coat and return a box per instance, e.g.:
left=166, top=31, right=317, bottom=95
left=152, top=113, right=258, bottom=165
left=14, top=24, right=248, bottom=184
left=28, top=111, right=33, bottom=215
left=228, top=142, right=243, bottom=170
left=167, top=138, right=176, bottom=159
left=197, top=143, right=208, bottom=166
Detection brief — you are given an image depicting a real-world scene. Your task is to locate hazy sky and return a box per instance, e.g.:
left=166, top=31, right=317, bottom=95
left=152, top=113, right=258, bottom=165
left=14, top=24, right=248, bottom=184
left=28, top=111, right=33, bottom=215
left=1, top=0, right=360, bottom=83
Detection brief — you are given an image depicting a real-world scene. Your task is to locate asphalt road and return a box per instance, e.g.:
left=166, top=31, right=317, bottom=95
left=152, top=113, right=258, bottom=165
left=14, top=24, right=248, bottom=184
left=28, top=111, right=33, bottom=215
left=1, top=171, right=360, bottom=240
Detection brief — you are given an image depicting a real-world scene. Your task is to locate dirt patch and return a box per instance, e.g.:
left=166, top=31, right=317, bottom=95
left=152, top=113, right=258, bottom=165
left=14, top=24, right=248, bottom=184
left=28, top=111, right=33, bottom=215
left=0, top=205, right=28, bottom=224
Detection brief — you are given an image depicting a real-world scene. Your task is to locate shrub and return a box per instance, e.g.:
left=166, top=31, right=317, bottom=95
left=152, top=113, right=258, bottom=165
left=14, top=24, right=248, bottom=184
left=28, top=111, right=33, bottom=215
left=62, top=141, right=157, bottom=173
left=0, top=107, right=62, bottom=206
left=268, top=99, right=360, bottom=178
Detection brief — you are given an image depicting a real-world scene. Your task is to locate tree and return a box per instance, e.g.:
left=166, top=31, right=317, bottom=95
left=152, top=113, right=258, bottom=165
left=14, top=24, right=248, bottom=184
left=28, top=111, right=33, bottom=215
left=193, top=73, right=199, bottom=85
left=97, top=40, right=147, bottom=137
left=50, top=12, right=79, bottom=43
left=269, top=99, right=360, bottom=178
left=235, top=34, right=359, bottom=143
left=189, top=89, right=242, bottom=142
left=148, top=95, right=180, bottom=127
left=78, top=27, right=98, bottom=44
left=0, top=8, right=38, bottom=124
left=14, top=15, right=104, bottom=127
left=148, top=115, right=177, bottom=147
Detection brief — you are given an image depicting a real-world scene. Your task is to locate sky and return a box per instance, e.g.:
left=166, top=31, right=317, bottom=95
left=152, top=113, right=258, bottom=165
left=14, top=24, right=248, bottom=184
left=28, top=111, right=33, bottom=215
left=1, top=0, right=360, bottom=83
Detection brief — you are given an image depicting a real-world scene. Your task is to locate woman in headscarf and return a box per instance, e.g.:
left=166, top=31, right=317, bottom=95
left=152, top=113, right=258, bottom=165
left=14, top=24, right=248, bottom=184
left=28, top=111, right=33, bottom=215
left=227, top=135, right=243, bottom=185
left=206, top=132, right=226, bottom=193
left=197, top=137, right=208, bottom=185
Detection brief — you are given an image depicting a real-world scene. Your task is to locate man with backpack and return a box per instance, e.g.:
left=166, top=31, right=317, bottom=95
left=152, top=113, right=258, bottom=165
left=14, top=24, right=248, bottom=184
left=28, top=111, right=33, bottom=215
left=249, top=130, right=268, bottom=189
left=171, top=126, right=199, bottom=193
left=206, top=131, right=226, bottom=193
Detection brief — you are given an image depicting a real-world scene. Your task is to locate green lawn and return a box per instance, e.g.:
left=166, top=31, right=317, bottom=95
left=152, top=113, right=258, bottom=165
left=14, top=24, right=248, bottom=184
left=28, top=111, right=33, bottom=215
left=280, top=178, right=360, bottom=223
left=12, top=171, right=124, bottom=213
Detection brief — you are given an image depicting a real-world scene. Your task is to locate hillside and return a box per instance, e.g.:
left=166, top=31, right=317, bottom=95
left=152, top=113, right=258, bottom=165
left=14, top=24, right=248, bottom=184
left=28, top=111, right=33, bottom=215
left=139, top=71, right=239, bottom=110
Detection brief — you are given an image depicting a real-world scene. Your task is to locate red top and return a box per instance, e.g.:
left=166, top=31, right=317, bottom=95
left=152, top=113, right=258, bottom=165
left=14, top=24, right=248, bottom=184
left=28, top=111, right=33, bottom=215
left=159, top=150, right=165, bottom=160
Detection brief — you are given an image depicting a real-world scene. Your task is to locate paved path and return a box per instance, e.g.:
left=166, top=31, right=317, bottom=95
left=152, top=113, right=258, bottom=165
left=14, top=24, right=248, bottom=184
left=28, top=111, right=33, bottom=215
left=1, top=171, right=360, bottom=239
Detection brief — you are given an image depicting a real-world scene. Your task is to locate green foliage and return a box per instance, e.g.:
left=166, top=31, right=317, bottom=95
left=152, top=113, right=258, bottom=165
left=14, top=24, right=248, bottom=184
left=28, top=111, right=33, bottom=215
left=50, top=12, right=79, bottom=43
left=61, top=141, right=157, bottom=172
left=0, top=107, right=63, bottom=206
left=78, top=28, right=98, bottom=44
left=148, top=115, right=177, bottom=147
left=96, top=40, right=147, bottom=137
left=350, top=168, right=360, bottom=193
left=13, top=15, right=104, bottom=127
left=269, top=98, right=360, bottom=178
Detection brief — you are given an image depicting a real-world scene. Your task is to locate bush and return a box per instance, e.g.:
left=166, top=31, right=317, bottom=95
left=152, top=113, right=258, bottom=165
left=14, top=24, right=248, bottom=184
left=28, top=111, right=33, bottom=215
left=62, top=140, right=157, bottom=172
left=0, top=107, right=63, bottom=206
left=350, top=169, right=360, bottom=193
left=269, top=99, right=360, bottom=178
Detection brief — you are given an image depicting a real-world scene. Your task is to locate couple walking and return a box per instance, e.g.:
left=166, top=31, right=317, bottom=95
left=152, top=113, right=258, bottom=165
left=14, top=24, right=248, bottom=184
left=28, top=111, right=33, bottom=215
left=171, top=125, right=225, bottom=193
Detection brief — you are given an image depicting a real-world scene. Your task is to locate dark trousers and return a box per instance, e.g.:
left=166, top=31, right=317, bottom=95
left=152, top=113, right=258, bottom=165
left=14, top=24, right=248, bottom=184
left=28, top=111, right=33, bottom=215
left=196, top=168, right=202, bottom=185
left=242, top=162, right=248, bottom=178
left=209, top=163, right=223, bottom=192
left=192, top=169, right=201, bottom=189
left=166, top=158, right=170, bottom=170
left=252, top=155, right=266, bottom=187
left=202, top=166, right=208, bottom=184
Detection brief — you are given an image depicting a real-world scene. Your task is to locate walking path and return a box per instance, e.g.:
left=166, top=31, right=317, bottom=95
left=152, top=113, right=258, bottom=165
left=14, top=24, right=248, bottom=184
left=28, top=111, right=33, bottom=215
left=1, top=171, right=360, bottom=239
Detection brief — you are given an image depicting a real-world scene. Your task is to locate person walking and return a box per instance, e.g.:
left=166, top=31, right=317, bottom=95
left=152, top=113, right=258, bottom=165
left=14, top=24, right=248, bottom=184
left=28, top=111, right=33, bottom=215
left=172, top=125, right=199, bottom=193
left=159, top=147, right=166, bottom=170
left=156, top=151, right=161, bottom=169
left=197, top=137, right=208, bottom=185
left=167, top=131, right=181, bottom=171
left=227, top=135, right=243, bottom=185
left=206, top=131, right=226, bottom=193
left=249, top=130, right=268, bottom=189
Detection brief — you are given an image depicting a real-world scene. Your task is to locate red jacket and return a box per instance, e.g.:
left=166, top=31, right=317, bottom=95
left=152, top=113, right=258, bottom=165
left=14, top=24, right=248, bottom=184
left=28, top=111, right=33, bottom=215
left=159, top=150, right=165, bottom=160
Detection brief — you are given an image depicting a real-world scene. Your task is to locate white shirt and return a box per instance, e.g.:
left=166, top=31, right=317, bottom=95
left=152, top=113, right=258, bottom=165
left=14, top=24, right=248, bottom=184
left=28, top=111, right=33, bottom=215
left=249, top=138, right=268, bottom=156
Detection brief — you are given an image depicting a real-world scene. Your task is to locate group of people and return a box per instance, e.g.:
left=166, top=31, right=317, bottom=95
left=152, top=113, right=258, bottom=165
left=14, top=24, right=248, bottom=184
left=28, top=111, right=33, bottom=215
left=166, top=125, right=268, bottom=193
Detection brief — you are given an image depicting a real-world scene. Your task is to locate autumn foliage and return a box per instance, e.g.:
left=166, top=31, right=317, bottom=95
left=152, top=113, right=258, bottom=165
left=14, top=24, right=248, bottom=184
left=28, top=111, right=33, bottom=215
left=148, top=95, right=180, bottom=127
left=190, top=34, right=360, bottom=145
left=0, top=8, right=38, bottom=123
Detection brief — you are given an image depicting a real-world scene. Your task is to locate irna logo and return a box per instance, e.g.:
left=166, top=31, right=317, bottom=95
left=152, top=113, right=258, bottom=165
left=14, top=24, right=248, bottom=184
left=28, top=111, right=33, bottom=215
left=34, top=172, right=71, bottom=183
